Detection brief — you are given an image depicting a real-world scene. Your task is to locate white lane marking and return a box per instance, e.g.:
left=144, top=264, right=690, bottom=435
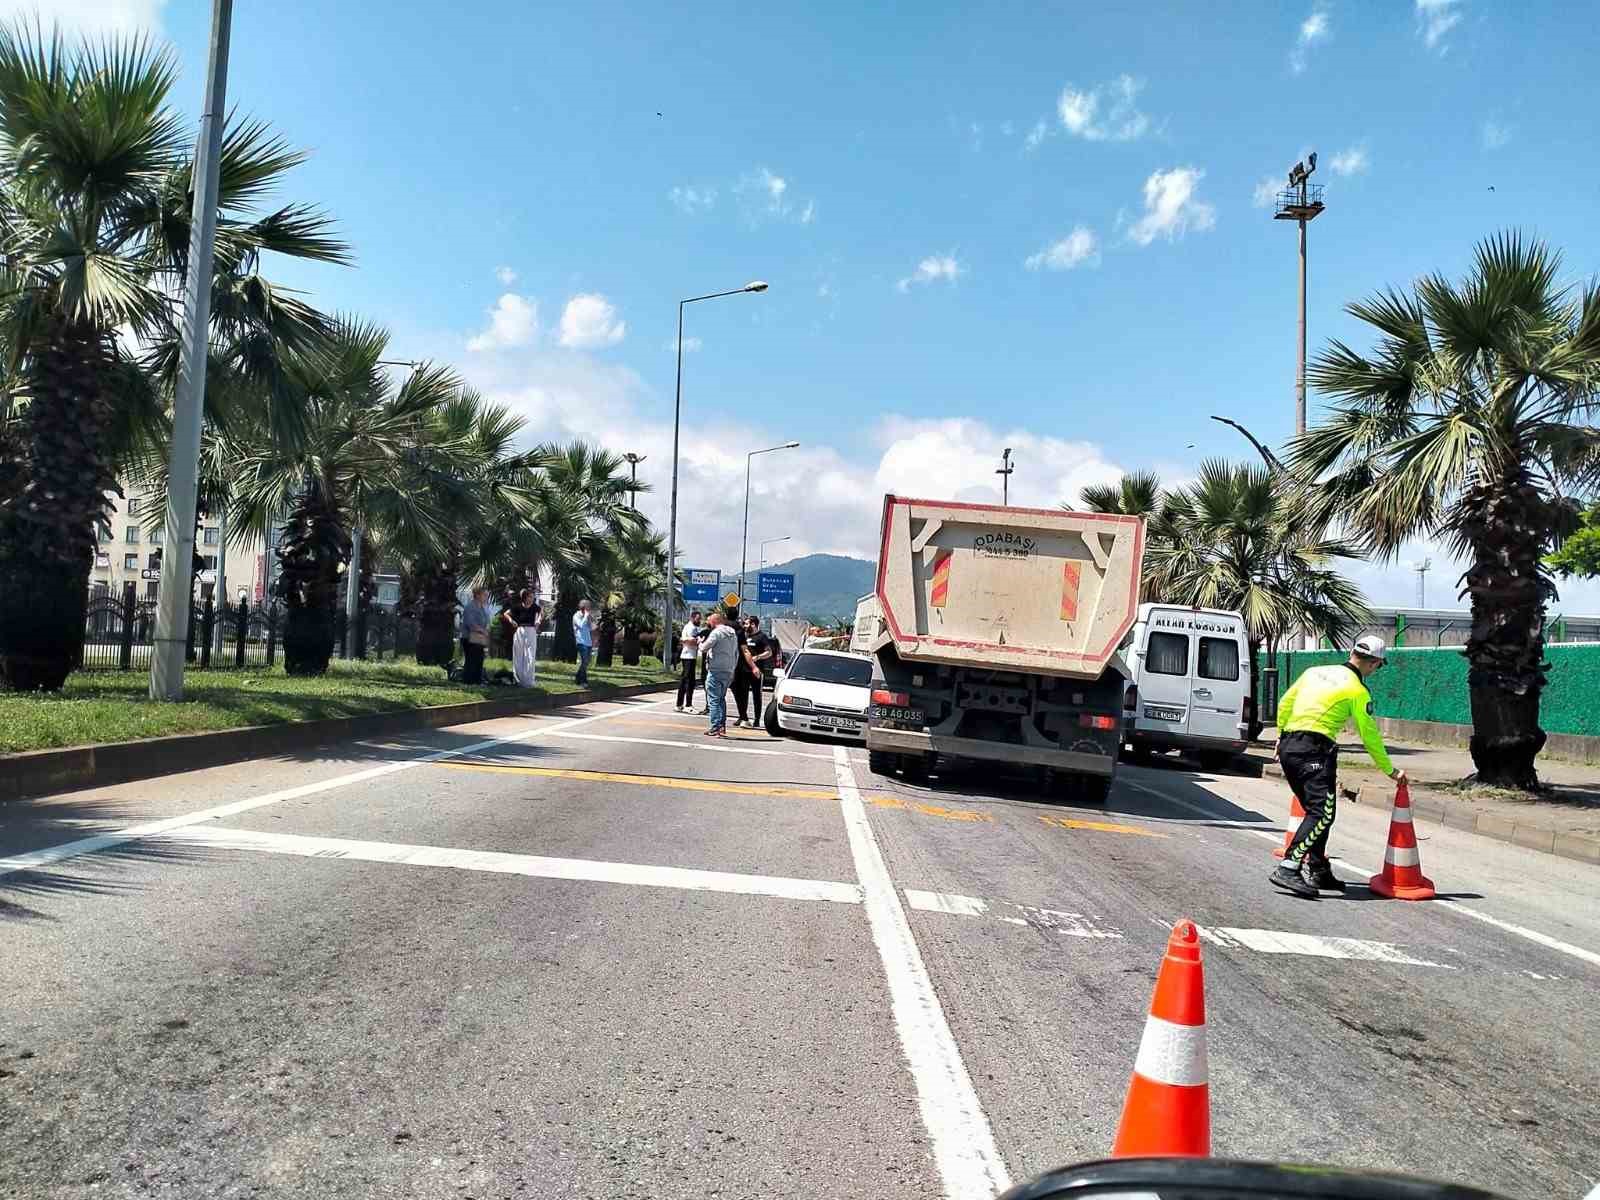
left=834, top=746, right=1011, bottom=1199
left=0, top=700, right=665, bottom=880
left=1196, top=925, right=1454, bottom=969
left=546, top=730, right=834, bottom=759
left=1128, top=775, right=1600, bottom=973
left=1435, top=902, right=1600, bottom=970
left=1132, top=1014, right=1208, bottom=1087
left=156, top=825, right=863, bottom=905
left=906, top=889, right=990, bottom=917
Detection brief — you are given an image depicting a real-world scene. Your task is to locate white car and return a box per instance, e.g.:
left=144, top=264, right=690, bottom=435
left=765, top=648, right=874, bottom=741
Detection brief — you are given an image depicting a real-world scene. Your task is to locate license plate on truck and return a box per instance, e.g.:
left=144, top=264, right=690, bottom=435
left=1144, top=705, right=1184, bottom=722
left=874, top=705, right=923, bottom=725
left=814, top=715, right=861, bottom=731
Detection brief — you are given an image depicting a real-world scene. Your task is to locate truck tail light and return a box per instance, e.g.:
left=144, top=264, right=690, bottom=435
left=1079, top=714, right=1119, bottom=731
left=872, top=689, right=910, bottom=707
left=1123, top=684, right=1138, bottom=713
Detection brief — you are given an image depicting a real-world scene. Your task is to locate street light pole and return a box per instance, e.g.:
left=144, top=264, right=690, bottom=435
left=662, top=281, right=768, bottom=652
left=150, top=0, right=232, bottom=701
left=1273, top=152, right=1324, bottom=438
left=623, top=452, right=646, bottom=510
left=739, top=441, right=800, bottom=602
left=996, top=447, right=1015, bottom=505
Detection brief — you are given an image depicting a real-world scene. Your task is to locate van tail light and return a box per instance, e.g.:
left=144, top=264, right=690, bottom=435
left=1123, top=684, right=1138, bottom=713
left=1079, top=714, right=1120, bottom=731
left=872, top=689, right=910, bottom=707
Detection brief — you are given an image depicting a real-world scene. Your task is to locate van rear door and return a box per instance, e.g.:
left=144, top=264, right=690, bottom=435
left=1186, top=622, right=1247, bottom=743
left=1136, top=619, right=1193, bottom=732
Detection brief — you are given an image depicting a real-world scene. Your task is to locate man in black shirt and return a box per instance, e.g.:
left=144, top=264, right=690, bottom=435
left=735, top=615, right=775, bottom=728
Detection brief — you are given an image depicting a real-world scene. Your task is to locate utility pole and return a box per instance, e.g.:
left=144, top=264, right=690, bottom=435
left=346, top=527, right=363, bottom=655
left=149, top=0, right=232, bottom=701
left=1414, top=558, right=1432, bottom=608
left=995, top=447, right=1015, bottom=505
left=1273, top=151, right=1324, bottom=438
left=623, top=452, right=646, bottom=510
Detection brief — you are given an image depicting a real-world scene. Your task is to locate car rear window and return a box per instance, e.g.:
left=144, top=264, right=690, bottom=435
left=1199, top=636, right=1240, bottom=681
left=788, top=655, right=872, bottom=686
left=1146, top=632, right=1189, bottom=676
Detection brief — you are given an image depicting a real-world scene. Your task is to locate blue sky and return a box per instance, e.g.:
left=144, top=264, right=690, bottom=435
left=27, top=0, right=1600, bottom=611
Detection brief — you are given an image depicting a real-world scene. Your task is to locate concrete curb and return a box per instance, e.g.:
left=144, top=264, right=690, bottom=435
left=1253, top=758, right=1600, bottom=867
left=0, top=682, right=674, bottom=804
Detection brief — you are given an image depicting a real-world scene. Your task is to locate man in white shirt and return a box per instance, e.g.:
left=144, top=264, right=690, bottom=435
left=676, top=610, right=702, bottom=712
left=573, top=599, right=595, bottom=686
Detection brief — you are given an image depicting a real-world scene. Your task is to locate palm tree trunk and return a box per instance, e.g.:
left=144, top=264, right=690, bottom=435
left=0, top=319, right=119, bottom=691
left=1461, top=480, right=1551, bottom=789
left=415, top=554, right=459, bottom=670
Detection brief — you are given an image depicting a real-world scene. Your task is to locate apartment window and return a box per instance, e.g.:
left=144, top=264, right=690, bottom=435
left=128, top=497, right=141, bottom=516
left=201, top=555, right=217, bottom=570
left=124, top=553, right=138, bottom=571
left=145, top=582, right=159, bottom=600
left=148, top=551, right=162, bottom=570
left=125, top=525, right=139, bottom=544
left=150, top=527, right=163, bottom=545
left=203, top=527, right=220, bottom=545
left=98, top=523, right=113, bottom=543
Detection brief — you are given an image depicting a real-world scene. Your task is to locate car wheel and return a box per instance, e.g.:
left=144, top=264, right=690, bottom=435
left=764, top=701, right=781, bottom=737
left=868, top=750, right=896, bottom=776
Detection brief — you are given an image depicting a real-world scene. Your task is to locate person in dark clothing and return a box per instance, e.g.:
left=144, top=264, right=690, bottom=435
left=742, top=616, right=775, bottom=727
left=460, top=587, right=491, bottom=684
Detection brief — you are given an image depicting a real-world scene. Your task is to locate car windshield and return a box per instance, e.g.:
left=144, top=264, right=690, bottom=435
left=787, top=654, right=872, bottom=687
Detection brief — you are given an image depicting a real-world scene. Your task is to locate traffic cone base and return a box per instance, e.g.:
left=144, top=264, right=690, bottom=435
left=1274, top=792, right=1307, bottom=859
left=1112, top=920, right=1210, bottom=1158
left=1367, top=782, right=1436, bottom=901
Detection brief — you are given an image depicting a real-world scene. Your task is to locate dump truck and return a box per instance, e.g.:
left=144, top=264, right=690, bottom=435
left=859, top=495, right=1146, bottom=802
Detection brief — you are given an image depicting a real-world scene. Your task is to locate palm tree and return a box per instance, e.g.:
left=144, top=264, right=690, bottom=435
left=1293, top=232, right=1600, bottom=788
left=0, top=26, right=345, bottom=690
left=538, top=442, right=647, bottom=660
left=227, top=322, right=459, bottom=675
left=1078, top=470, right=1163, bottom=519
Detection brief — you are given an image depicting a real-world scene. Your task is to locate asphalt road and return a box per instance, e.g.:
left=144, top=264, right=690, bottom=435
left=3, top=693, right=1598, bottom=1200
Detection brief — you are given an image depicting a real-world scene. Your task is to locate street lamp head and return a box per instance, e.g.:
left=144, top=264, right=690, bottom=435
left=744, top=280, right=769, bottom=293
left=783, top=440, right=800, bottom=449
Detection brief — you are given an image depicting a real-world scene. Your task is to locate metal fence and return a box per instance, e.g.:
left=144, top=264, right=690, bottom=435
left=79, top=583, right=420, bottom=671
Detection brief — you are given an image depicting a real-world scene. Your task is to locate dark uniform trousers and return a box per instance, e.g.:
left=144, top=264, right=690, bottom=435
left=1278, top=729, right=1339, bottom=864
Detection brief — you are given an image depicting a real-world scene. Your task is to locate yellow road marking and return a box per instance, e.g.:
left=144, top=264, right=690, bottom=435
left=870, top=795, right=992, bottom=823
left=434, top=760, right=836, bottom=800
left=1038, top=814, right=1167, bottom=838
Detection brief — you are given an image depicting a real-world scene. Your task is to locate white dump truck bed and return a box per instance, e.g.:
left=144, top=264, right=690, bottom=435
left=871, top=494, right=1145, bottom=679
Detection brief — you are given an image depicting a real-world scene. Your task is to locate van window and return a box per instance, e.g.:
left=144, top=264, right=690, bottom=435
left=1199, top=636, right=1240, bottom=681
left=1146, top=632, right=1189, bottom=676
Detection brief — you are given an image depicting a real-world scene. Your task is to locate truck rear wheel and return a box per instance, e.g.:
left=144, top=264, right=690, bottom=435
left=900, top=755, right=930, bottom=783
left=868, top=750, right=896, bottom=776
left=1075, top=775, right=1112, bottom=805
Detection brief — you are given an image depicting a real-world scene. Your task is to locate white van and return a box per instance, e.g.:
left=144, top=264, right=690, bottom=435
left=1121, top=604, right=1253, bottom=769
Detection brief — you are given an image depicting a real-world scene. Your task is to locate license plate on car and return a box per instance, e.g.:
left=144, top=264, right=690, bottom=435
left=1144, top=705, right=1184, bottom=722
left=814, top=715, right=862, bottom=730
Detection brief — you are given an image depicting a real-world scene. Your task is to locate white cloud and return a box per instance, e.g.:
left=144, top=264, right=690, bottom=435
left=1056, top=75, right=1150, bottom=142
left=557, top=293, right=626, bottom=350
left=467, top=293, right=538, bottom=352
left=1290, top=6, right=1331, bottom=73
left=999, top=120, right=1015, bottom=137
left=494, top=265, right=517, bottom=287
left=733, top=166, right=814, bottom=225
left=800, top=200, right=815, bottom=225
left=1329, top=144, right=1369, bottom=175
left=1252, top=175, right=1281, bottom=208
left=669, top=185, right=716, bottom=213
left=4, top=0, right=165, bottom=33
left=1415, top=0, right=1463, bottom=51
left=1481, top=119, right=1511, bottom=150
left=1024, top=119, right=1049, bottom=151
left=665, top=335, right=702, bottom=354
left=1127, top=167, right=1216, bottom=246
left=897, top=254, right=963, bottom=293
left=758, top=167, right=787, bottom=206
left=1024, top=226, right=1100, bottom=272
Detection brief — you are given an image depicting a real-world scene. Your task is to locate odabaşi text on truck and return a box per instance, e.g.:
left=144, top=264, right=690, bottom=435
left=858, top=495, right=1145, bottom=803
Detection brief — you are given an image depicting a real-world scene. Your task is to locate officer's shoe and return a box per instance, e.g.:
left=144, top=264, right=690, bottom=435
left=1269, top=864, right=1320, bottom=900
left=1305, top=858, right=1347, bottom=893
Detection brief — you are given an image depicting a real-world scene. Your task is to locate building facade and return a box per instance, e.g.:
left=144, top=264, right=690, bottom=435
left=89, top=482, right=267, bottom=608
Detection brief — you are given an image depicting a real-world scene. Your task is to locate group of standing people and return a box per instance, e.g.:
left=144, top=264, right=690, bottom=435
left=456, top=587, right=596, bottom=688
left=675, top=610, right=776, bottom=737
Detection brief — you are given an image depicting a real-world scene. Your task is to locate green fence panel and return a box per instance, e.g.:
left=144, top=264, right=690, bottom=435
left=1259, top=644, right=1600, bottom=737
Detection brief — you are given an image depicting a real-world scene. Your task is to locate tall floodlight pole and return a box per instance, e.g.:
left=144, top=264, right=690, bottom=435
left=150, top=0, right=232, bottom=700
left=996, top=447, right=1015, bottom=505
left=739, top=441, right=800, bottom=601
left=623, top=452, right=646, bottom=509
left=662, top=281, right=768, bottom=652
left=1273, top=151, right=1324, bottom=437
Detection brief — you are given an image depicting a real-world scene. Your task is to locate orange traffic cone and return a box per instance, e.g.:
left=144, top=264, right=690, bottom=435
left=1367, top=781, right=1435, bottom=900
left=1112, top=920, right=1210, bottom=1158
left=1273, top=792, right=1307, bottom=859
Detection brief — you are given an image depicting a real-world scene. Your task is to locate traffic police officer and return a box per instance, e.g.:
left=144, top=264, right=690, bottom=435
left=1269, top=636, right=1407, bottom=899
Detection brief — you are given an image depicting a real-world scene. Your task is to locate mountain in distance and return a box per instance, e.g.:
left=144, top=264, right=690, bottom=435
left=715, top=553, right=875, bottom=622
